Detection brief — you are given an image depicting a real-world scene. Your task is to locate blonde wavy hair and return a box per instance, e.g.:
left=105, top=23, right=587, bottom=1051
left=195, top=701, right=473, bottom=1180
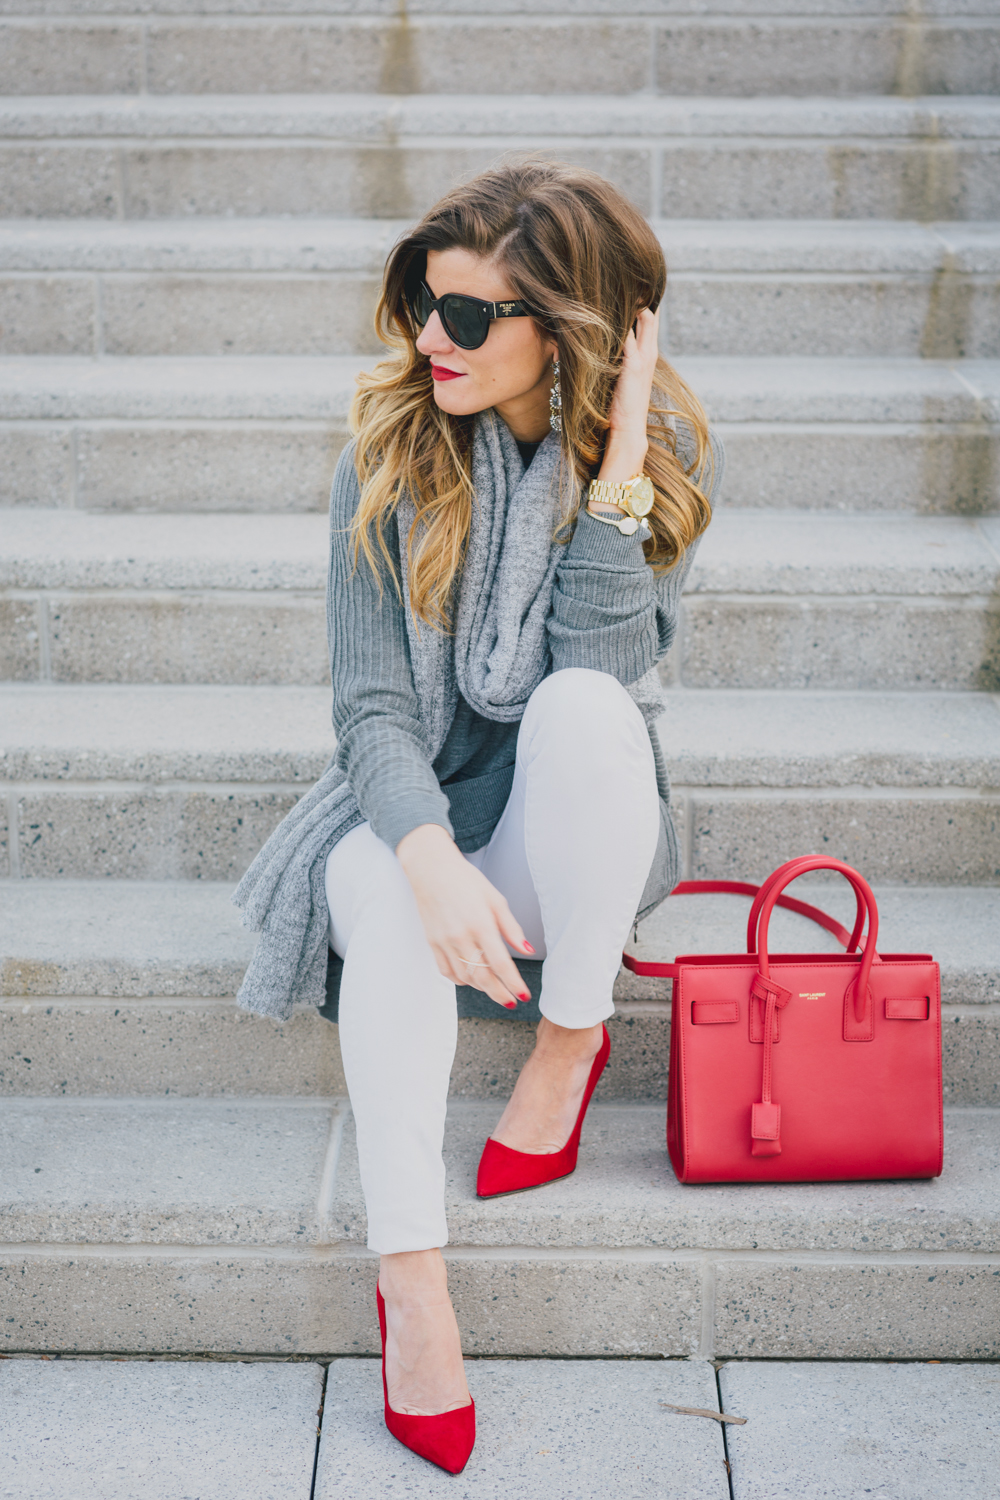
left=350, top=159, right=713, bottom=631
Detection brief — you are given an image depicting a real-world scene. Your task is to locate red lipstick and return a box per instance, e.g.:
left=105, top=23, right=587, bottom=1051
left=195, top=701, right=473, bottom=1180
left=431, top=365, right=464, bottom=381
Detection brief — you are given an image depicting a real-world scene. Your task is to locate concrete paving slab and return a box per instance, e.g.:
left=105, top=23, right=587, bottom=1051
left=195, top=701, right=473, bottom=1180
left=316, top=1357, right=729, bottom=1500
left=720, top=1360, right=1000, bottom=1499
left=0, top=1095, right=337, bottom=1244
left=0, top=1358, right=323, bottom=1500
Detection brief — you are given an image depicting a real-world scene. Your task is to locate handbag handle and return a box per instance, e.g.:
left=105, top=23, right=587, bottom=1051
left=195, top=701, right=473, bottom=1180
left=622, top=876, right=858, bottom=982
left=754, top=857, right=880, bottom=1029
left=745, top=858, right=868, bottom=956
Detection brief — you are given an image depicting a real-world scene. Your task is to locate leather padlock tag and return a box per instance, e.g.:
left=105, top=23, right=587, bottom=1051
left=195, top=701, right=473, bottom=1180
left=751, top=1100, right=782, bottom=1156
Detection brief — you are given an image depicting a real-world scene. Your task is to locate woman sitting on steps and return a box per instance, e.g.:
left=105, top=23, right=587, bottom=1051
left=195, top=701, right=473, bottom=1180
left=233, top=158, right=722, bottom=1475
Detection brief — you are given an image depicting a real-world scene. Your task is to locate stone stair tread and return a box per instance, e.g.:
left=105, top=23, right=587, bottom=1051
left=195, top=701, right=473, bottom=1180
left=2, top=354, right=997, bottom=425
left=0, top=878, right=256, bottom=997
left=1, top=1093, right=994, bottom=1253
left=0, top=354, right=362, bottom=420
left=14, top=0, right=991, bottom=17
left=1, top=682, right=997, bottom=785
left=0, top=682, right=337, bottom=781
left=684, top=512, right=1000, bottom=594
left=4, top=92, right=1000, bottom=140
left=0, top=1094, right=337, bottom=1245
left=3, top=215, right=999, bottom=273
left=682, top=355, right=1000, bottom=422
left=337, top=1102, right=1000, bottom=1252
left=0, top=215, right=409, bottom=272
left=4, top=508, right=998, bottom=595
left=0, top=509, right=331, bottom=590
left=2, top=878, right=996, bottom=1004
left=659, top=687, right=1000, bottom=787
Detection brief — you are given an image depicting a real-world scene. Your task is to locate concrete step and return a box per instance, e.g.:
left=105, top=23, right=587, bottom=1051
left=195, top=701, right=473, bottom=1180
left=0, top=511, right=331, bottom=685
left=3, top=510, right=999, bottom=689
left=2, top=355, right=998, bottom=514
left=1, top=878, right=996, bottom=1104
left=2, top=94, right=999, bottom=221
left=676, top=511, right=1000, bottom=691
left=0, top=355, right=353, bottom=512
left=2, top=13, right=999, bottom=99
left=2, top=217, right=999, bottom=358
left=12, top=0, right=990, bottom=13
left=1, top=1094, right=997, bottom=1356
left=0, top=682, right=997, bottom=881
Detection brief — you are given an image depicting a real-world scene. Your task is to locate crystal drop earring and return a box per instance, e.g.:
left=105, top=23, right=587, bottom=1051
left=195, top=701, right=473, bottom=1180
left=549, top=357, right=562, bottom=434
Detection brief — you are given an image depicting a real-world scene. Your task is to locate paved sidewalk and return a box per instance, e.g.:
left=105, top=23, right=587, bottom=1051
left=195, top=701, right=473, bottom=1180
left=1, top=1356, right=995, bottom=1499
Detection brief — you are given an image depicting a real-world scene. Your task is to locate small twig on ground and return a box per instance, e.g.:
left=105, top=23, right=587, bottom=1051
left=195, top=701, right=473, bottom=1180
left=659, top=1402, right=747, bottom=1425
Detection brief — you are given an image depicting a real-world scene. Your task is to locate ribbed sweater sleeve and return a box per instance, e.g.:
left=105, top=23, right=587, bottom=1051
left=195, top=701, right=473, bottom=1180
left=326, top=445, right=455, bottom=852
left=547, top=427, right=725, bottom=681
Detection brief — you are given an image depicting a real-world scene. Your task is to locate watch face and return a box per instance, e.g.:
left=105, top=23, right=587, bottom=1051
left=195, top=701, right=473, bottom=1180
left=628, top=475, right=655, bottom=516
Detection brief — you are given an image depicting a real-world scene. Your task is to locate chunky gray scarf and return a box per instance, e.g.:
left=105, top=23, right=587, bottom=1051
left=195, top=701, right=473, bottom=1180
left=232, top=411, right=664, bottom=1021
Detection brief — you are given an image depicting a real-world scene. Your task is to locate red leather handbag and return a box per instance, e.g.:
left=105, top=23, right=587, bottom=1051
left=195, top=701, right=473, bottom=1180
left=623, top=856, right=943, bottom=1184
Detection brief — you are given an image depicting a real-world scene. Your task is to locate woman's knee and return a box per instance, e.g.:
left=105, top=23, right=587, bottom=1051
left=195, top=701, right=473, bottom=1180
left=523, top=668, right=649, bottom=749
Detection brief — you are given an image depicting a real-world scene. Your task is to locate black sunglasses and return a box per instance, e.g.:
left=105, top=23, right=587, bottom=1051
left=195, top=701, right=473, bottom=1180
left=406, top=279, right=531, bottom=350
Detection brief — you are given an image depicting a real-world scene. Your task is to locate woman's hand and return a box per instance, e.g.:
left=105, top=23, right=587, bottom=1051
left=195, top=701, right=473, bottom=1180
left=396, top=824, right=534, bottom=1009
left=599, top=304, right=661, bottom=483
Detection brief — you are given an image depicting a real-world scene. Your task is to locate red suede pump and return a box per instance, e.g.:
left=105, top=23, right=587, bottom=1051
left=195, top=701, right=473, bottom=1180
left=376, top=1285, right=476, bottom=1475
left=476, top=1024, right=611, bottom=1197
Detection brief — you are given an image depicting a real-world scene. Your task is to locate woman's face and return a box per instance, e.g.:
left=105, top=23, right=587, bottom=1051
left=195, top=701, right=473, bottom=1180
left=414, top=247, right=559, bottom=442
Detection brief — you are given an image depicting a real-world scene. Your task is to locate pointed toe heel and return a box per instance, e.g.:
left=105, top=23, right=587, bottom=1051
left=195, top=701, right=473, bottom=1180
left=476, top=1024, right=611, bottom=1198
left=376, top=1286, right=475, bottom=1475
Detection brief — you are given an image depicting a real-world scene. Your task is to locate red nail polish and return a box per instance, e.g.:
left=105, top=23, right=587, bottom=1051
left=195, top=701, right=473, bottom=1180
left=505, top=1001, right=517, bottom=1010
left=519, top=992, right=531, bottom=1002
left=523, top=942, right=535, bottom=954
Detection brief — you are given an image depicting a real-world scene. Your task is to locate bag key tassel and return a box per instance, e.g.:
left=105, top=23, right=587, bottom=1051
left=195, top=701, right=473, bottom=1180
left=750, top=973, right=791, bottom=1157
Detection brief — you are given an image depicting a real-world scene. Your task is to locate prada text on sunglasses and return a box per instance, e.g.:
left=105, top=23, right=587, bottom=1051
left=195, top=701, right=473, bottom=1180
left=406, top=280, right=531, bottom=350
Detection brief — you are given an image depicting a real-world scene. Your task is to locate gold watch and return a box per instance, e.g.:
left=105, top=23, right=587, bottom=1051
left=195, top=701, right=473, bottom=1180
left=586, top=474, right=655, bottom=535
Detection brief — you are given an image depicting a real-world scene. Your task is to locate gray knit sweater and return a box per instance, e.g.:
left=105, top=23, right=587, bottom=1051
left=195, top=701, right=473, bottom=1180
left=313, top=423, right=722, bottom=1022
left=328, top=428, right=719, bottom=861
left=233, top=414, right=722, bottom=1023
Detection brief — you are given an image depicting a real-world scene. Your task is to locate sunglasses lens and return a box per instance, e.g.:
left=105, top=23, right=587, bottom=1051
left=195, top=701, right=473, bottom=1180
left=442, top=296, right=489, bottom=349
left=409, top=281, right=432, bottom=327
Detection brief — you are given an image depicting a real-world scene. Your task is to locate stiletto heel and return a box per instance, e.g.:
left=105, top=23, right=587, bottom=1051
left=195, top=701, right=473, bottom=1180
left=476, top=1024, right=611, bottom=1197
left=376, top=1285, right=475, bottom=1475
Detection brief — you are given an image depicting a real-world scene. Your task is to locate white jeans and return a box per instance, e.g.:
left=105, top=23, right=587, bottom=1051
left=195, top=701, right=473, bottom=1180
left=324, top=668, right=660, bottom=1253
